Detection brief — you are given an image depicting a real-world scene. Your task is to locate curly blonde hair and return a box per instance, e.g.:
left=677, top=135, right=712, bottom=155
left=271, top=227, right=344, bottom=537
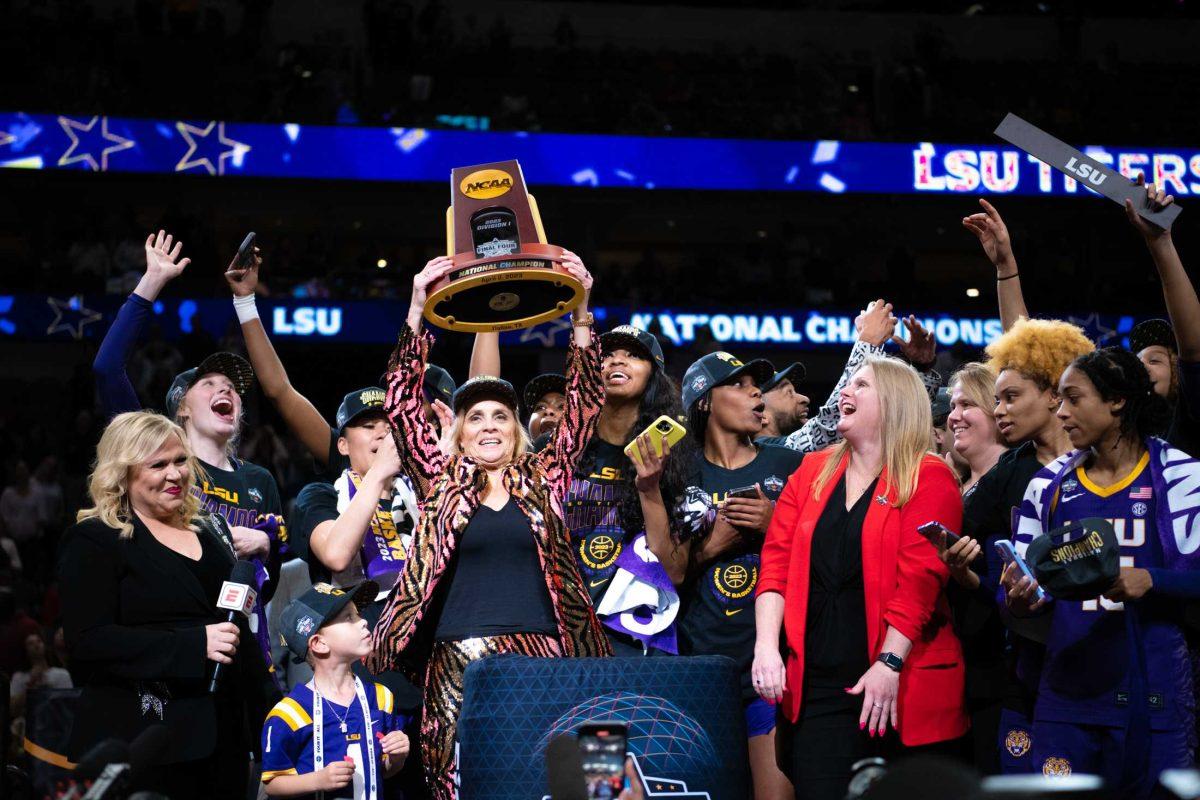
left=77, top=411, right=202, bottom=539
left=984, top=318, right=1095, bottom=391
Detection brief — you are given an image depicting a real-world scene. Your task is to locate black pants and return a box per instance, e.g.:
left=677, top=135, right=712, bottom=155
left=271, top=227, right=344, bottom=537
left=780, top=686, right=966, bottom=800
left=141, top=696, right=250, bottom=799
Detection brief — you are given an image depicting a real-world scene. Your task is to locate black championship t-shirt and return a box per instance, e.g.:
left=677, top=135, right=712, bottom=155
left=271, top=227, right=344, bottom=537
left=957, top=441, right=1044, bottom=708
left=679, top=444, right=805, bottom=697
left=565, top=439, right=632, bottom=609
left=195, top=457, right=283, bottom=530
left=194, top=457, right=284, bottom=601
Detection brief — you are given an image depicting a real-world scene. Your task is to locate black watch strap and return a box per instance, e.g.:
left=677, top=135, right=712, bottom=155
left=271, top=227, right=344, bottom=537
left=877, top=652, right=904, bottom=672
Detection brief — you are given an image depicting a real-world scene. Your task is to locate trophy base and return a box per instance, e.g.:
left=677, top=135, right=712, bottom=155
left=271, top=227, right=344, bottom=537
left=423, top=245, right=585, bottom=333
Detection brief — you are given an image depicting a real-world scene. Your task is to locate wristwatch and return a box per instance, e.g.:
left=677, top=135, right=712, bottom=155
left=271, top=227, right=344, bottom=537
left=876, top=652, right=904, bottom=673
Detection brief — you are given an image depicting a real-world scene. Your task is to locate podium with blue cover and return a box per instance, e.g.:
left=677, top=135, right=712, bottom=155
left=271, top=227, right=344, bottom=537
left=457, top=655, right=750, bottom=799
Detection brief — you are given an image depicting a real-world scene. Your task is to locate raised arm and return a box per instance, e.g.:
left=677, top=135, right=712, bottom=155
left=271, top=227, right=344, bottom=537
left=1126, top=176, right=1200, bottom=362
left=783, top=300, right=893, bottom=453
left=964, top=199, right=1028, bottom=331
left=225, top=249, right=333, bottom=464
left=539, top=253, right=601, bottom=499
left=93, top=231, right=191, bottom=419
left=469, top=332, right=501, bottom=379
left=384, top=258, right=461, bottom=496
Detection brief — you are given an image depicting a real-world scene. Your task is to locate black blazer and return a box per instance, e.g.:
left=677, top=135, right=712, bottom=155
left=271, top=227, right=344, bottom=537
left=58, top=513, right=272, bottom=763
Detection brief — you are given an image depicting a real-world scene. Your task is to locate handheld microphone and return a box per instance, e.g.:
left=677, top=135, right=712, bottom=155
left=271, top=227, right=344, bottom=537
left=209, top=560, right=257, bottom=695
left=545, top=733, right=586, bottom=800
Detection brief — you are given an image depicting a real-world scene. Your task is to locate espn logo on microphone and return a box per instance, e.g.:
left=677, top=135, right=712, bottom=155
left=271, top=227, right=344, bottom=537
left=217, top=581, right=258, bottom=617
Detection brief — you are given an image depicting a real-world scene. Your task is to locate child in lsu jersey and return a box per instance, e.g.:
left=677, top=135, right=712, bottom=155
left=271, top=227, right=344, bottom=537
left=263, top=582, right=410, bottom=799
left=1006, top=348, right=1200, bottom=798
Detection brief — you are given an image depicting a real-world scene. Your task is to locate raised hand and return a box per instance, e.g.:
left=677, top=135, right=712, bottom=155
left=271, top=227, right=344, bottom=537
left=856, top=299, right=898, bottom=348
left=963, top=199, right=1017, bottom=276
left=136, top=230, right=191, bottom=301
left=559, top=249, right=593, bottom=296
left=407, top=256, right=459, bottom=332
left=224, top=244, right=263, bottom=298
left=431, top=399, right=457, bottom=455
left=892, top=315, right=937, bottom=369
left=1125, top=173, right=1175, bottom=241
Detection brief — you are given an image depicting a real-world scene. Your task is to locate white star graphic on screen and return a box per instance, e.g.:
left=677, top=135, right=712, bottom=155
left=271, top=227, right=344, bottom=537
left=57, top=116, right=135, bottom=171
left=1068, top=313, right=1117, bottom=345
left=175, top=121, right=251, bottom=175
left=46, top=296, right=103, bottom=339
left=519, top=317, right=573, bottom=348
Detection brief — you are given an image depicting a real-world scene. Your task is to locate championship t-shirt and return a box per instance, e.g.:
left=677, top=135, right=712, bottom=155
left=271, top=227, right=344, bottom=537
left=195, top=457, right=284, bottom=536
left=261, top=680, right=408, bottom=799
left=566, top=439, right=632, bottom=608
left=679, top=445, right=805, bottom=697
left=1036, top=452, right=1190, bottom=731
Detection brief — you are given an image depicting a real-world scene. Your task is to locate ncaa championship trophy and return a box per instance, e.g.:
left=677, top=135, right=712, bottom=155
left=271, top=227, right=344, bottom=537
left=422, top=159, right=586, bottom=332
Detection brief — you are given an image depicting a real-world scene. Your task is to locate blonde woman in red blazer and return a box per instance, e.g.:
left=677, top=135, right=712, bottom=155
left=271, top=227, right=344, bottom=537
left=752, top=355, right=968, bottom=800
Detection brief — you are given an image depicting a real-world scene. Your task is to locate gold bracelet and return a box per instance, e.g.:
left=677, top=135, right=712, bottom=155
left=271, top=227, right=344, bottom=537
left=572, top=311, right=595, bottom=328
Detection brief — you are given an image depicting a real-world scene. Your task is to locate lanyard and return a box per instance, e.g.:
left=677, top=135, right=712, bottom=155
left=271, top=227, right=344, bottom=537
left=311, top=676, right=377, bottom=800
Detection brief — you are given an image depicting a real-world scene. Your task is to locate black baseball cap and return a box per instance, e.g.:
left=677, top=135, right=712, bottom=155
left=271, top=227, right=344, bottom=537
left=1027, top=518, right=1119, bottom=601
left=681, top=351, right=776, bottom=411
left=523, top=373, right=567, bottom=414
left=762, top=363, right=806, bottom=394
left=931, top=387, right=952, bottom=427
left=165, top=352, right=255, bottom=418
left=600, top=325, right=666, bottom=372
left=424, top=364, right=456, bottom=406
left=280, top=581, right=378, bottom=659
left=336, top=386, right=387, bottom=434
left=452, top=375, right=519, bottom=414
left=1128, top=319, right=1176, bottom=355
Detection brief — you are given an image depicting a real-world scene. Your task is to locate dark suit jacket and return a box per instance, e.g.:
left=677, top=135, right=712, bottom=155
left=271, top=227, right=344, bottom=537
left=58, top=513, right=272, bottom=763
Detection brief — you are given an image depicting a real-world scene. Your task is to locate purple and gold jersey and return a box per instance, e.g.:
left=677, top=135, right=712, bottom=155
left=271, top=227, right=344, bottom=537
left=1037, top=452, right=1190, bottom=730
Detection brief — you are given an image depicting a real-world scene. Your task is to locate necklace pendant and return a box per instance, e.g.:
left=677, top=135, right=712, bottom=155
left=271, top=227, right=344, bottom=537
left=340, top=721, right=348, bottom=733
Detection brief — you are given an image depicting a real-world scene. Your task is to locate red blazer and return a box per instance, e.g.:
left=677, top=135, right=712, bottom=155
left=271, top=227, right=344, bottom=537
left=758, top=449, right=968, bottom=746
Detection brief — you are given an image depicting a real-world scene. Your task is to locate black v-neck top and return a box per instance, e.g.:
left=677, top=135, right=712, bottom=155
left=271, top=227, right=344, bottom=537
left=804, top=474, right=877, bottom=688
left=434, top=499, right=558, bottom=641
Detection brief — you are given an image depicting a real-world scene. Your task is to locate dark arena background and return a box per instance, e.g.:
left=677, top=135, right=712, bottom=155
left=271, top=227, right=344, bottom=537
left=3, top=1, right=1200, bottom=799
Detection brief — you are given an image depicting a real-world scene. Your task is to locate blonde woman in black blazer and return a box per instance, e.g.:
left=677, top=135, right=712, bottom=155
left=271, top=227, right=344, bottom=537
left=59, top=411, right=272, bottom=798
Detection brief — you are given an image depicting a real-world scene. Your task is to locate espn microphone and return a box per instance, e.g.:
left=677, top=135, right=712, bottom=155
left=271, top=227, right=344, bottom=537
left=208, top=559, right=257, bottom=695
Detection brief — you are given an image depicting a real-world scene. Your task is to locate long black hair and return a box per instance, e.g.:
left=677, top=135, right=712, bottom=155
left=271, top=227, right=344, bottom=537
left=1069, top=347, right=1171, bottom=442
left=576, top=369, right=701, bottom=537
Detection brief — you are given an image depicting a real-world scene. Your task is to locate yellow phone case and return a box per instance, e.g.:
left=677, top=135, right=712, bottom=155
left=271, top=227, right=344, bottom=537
left=624, top=414, right=687, bottom=464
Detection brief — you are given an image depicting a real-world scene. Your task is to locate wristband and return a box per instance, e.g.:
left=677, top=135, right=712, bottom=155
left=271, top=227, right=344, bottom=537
left=996, top=272, right=1020, bottom=282
left=233, top=293, right=259, bottom=323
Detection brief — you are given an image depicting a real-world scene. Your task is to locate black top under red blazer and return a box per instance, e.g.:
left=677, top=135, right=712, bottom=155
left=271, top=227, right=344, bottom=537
left=58, top=514, right=272, bottom=763
left=758, top=450, right=969, bottom=746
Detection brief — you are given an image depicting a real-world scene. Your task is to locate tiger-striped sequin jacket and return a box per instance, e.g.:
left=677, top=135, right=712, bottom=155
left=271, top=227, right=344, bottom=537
left=367, top=326, right=613, bottom=678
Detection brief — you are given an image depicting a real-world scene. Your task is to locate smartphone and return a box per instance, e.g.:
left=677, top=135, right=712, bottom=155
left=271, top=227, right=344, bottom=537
left=917, top=520, right=961, bottom=549
left=726, top=484, right=760, bottom=500
left=576, top=723, right=628, bottom=800
left=235, top=232, right=257, bottom=268
left=994, top=539, right=1048, bottom=603
left=623, top=414, right=687, bottom=465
